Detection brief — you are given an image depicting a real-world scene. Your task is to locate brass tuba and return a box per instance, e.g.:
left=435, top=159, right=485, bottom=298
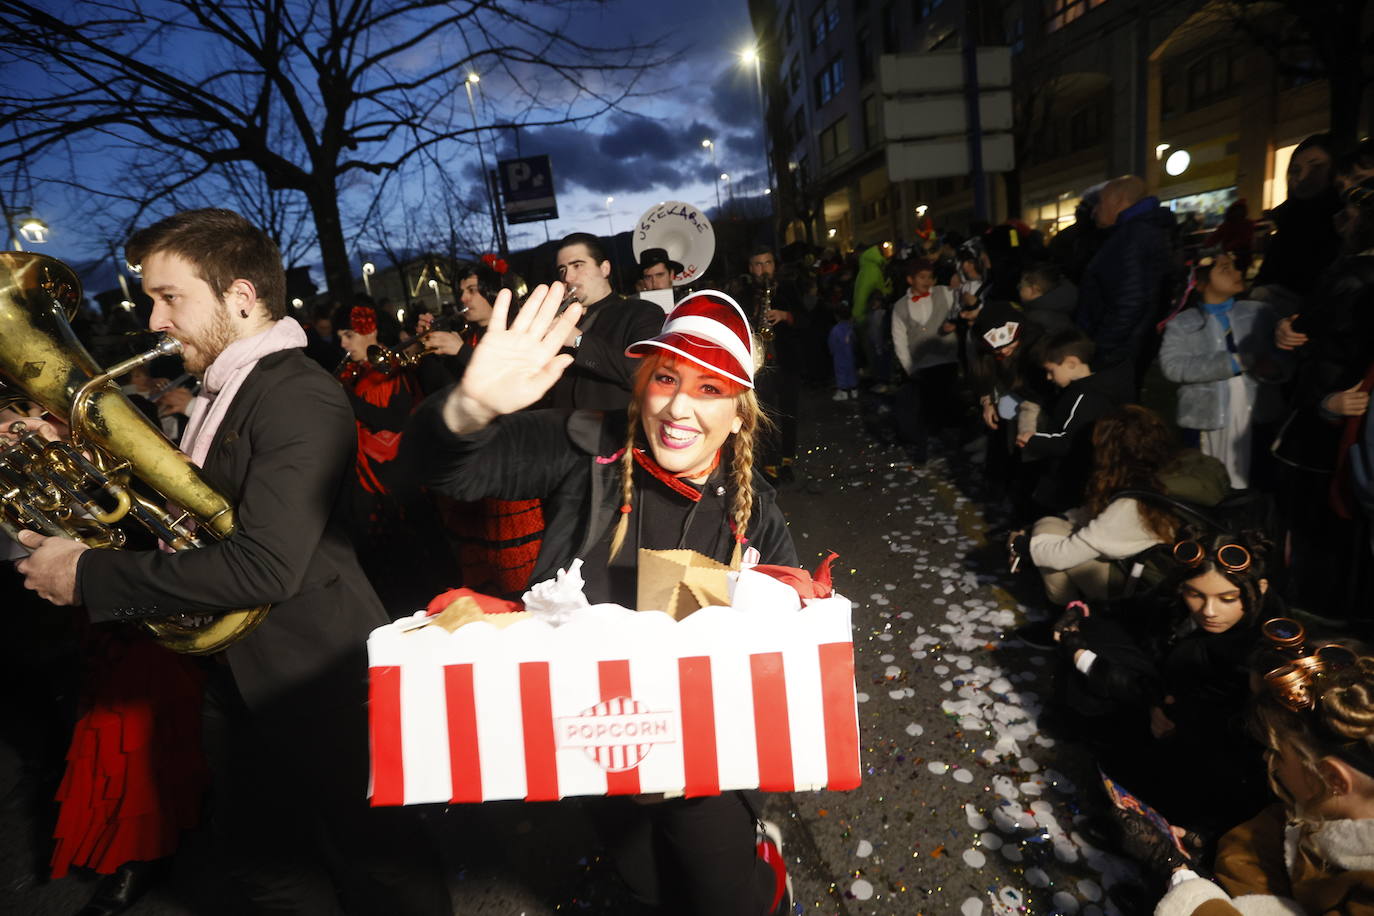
left=0, top=252, right=268, bottom=654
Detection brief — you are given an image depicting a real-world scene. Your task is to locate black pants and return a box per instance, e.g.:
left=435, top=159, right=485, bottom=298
left=755, top=366, right=800, bottom=467
left=587, top=792, right=776, bottom=916
left=895, top=363, right=959, bottom=459
left=201, top=665, right=450, bottom=915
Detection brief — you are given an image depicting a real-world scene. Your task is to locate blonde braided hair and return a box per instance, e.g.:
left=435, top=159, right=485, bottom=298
left=608, top=353, right=770, bottom=560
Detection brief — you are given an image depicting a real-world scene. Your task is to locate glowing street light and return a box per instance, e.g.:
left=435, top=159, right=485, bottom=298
left=428, top=278, right=441, bottom=311
left=466, top=72, right=480, bottom=85
left=362, top=261, right=376, bottom=297
left=1165, top=149, right=1191, bottom=177
left=605, top=196, right=615, bottom=235
left=702, top=139, right=721, bottom=212
left=739, top=46, right=758, bottom=66
left=18, top=218, right=48, bottom=245
left=720, top=173, right=730, bottom=182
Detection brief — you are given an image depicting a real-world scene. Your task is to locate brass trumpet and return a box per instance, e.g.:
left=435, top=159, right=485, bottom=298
left=0, top=252, right=268, bottom=655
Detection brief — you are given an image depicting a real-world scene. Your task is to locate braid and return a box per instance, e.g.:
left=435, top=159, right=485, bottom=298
left=730, top=390, right=761, bottom=546
left=608, top=394, right=640, bottom=560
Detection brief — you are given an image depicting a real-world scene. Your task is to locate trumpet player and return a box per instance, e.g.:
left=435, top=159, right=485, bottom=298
left=552, top=232, right=666, bottom=411
left=13, top=209, right=449, bottom=915
left=334, top=300, right=451, bottom=613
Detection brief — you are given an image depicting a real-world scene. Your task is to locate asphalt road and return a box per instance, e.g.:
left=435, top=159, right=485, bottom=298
left=0, top=386, right=1150, bottom=915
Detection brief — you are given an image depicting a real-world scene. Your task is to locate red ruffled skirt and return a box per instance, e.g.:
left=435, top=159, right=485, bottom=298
left=50, top=634, right=208, bottom=877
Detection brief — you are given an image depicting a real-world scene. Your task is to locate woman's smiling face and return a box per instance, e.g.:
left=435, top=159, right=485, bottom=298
left=639, top=356, right=743, bottom=479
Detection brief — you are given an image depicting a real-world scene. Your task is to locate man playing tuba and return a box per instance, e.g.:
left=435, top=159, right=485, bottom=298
left=14, top=209, right=449, bottom=914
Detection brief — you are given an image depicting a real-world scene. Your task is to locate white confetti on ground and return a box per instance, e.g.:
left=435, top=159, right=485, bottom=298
left=856, top=839, right=873, bottom=858
left=979, top=831, right=1003, bottom=850
left=1052, top=891, right=1080, bottom=913
left=1024, top=867, right=1050, bottom=887
left=1077, top=880, right=1102, bottom=902
left=905, top=723, right=924, bottom=736
left=961, top=898, right=984, bottom=916
left=851, top=878, right=874, bottom=900
left=965, top=804, right=989, bottom=830
left=962, top=848, right=987, bottom=868
left=927, top=761, right=949, bottom=775
left=952, top=768, right=974, bottom=783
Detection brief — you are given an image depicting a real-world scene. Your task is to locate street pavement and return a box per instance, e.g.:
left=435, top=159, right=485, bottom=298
left=0, top=386, right=1151, bottom=915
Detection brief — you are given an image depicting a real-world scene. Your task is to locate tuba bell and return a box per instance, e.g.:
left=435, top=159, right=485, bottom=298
left=0, top=252, right=268, bottom=655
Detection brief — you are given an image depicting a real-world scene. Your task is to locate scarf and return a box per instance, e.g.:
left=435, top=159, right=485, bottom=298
left=180, top=319, right=307, bottom=469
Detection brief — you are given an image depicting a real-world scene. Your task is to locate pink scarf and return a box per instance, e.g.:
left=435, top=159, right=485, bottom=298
left=181, top=319, right=307, bottom=469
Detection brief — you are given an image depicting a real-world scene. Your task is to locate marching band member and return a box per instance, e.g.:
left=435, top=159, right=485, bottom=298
left=638, top=246, right=683, bottom=292
left=411, top=282, right=795, bottom=916
left=551, top=232, right=666, bottom=411
left=334, top=300, right=451, bottom=613
left=14, top=209, right=448, bottom=914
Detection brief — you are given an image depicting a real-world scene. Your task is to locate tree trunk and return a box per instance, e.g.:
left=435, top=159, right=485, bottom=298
left=304, top=176, right=355, bottom=304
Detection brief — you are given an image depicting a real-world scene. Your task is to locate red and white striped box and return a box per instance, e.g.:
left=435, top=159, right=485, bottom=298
left=367, top=599, right=861, bottom=804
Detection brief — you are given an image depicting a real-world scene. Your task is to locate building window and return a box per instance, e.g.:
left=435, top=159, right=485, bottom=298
left=1186, top=47, right=1239, bottom=110
left=1044, top=0, right=1110, bottom=34
left=1068, top=103, right=1102, bottom=150
left=916, top=0, right=945, bottom=20
left=814, top=54, right=845, bottom=106
left=820, top=115, right=850, bottom=164
left=857, top=29, right=874, bottom=83
left=784, top=4, right=797, bottom=45
left=789, top=58, right=801, bottom=95
left=862, top=95, right=880, bottom=147
left=791, top=109, right=806, bottom=150
left=810, top=0, right=840, bottom=47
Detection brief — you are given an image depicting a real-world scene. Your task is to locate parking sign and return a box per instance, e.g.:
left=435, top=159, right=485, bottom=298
left=498, top=155, right=558, bottom=224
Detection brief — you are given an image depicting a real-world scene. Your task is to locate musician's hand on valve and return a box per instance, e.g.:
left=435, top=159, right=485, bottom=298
left=157, top=386, right=193, bottom=417
left=423, top=330, right=464, bottom=357
left=764, top=309, right=791, bottom=326
left=14, top=530, right=86, bottom=606
left=443, top=283, right=583, bottom=435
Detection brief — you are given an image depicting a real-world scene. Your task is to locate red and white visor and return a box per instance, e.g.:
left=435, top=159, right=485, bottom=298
left=626, top=291, right=756, bottom=389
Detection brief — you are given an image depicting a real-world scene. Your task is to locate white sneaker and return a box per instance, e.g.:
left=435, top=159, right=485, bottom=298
left=832, top=389, right=850, bottom=401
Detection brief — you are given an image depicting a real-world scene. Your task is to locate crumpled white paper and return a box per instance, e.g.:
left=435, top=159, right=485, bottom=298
left=520, top=558, right=591, bottom=627
left=727, top=548, right=803, bottom=614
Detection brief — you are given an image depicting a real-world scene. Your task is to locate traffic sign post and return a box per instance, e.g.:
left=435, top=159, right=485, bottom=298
left=497, top=155, right=559, bottom=225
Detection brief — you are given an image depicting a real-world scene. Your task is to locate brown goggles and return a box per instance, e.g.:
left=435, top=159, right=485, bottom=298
left=1260, top=617, right=1358, bottom=711
left=1173, top=539, right=1252, bottom=573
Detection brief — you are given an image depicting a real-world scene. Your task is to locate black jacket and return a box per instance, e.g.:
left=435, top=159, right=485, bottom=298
left=550, top=293, right=665, bottom=411
left=1275, top=254, right=1374, bottom=471
left=77, top=349, right=389, bottom=712
left=1077, top=198, right=1176, bottom=370
left=1254, top=189, right=1343, bottom=297
left=408, top=399, right=797, bottom=587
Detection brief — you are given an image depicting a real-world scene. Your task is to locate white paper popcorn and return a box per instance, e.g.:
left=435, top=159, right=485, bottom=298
left=520, top=558, right=591, bottom=627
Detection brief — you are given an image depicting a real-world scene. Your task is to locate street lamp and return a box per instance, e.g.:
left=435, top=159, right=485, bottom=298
left=19, top=218, right=48, bottom=245
left=362, top=261, right=376, bottom=297
left=605, top=196, right=615, bottom=235
left=739, top=42, right=775, bottom=200
left=702, top=139, right=721, bottom=212
left=464, top=71, right=504, bottom=255
left=428, top=278, right=441, bottom=311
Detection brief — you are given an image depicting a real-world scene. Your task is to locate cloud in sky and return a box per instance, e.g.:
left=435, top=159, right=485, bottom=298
left=31, top=0, right=769, bottom=272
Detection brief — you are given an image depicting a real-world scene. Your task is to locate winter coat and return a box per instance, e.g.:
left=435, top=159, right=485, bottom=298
left=408, top=402, right=797, bottom=588
left=1077, top=196, right=1176, bottom=370
left=1274, top=255, right=1374, bottom=472
left=1029, top=449, right=1230, bottom=571
left=1154, top=804, right=1374, bottom=915
left=1254, top=188, right=1343, bottom=299
left=1159, top=300, right=1289, bottom=430
left=1024, top=281, right=1079, bottom=334
left=851, top=245, right=893, bottom=322
left=891, top=286, right=958, bottom=374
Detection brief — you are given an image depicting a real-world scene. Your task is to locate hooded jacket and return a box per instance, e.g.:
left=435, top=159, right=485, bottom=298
left=851, top=245, right=893, bottom=322
left=1077, top=196, right=1176, bottom=370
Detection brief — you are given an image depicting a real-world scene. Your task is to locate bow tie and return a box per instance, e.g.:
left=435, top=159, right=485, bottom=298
left=910, top=292, right=930, bottom=303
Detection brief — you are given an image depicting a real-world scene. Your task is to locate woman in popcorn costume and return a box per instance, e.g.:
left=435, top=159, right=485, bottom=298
left=1154, top=645, right=1374, bottom=914
left=411, top=281, right=795, bottom=916
left=334, top=300, right=450, bottom=612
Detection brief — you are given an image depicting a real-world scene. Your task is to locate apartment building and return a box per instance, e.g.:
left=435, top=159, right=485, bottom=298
left=749, top=0, right=1341, bottom=250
